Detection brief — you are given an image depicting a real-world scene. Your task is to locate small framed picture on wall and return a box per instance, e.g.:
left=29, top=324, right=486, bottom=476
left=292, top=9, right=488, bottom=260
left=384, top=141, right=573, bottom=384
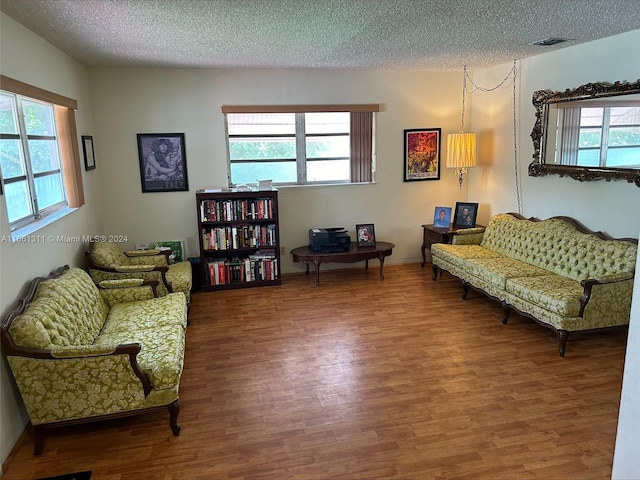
left=403, top=128, right=441, bottom=182
left=82, top=135, right=96, bottom=171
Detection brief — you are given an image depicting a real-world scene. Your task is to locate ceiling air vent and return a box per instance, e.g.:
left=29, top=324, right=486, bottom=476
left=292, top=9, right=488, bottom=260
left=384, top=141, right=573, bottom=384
left=532, top=38, right=569, bottom=46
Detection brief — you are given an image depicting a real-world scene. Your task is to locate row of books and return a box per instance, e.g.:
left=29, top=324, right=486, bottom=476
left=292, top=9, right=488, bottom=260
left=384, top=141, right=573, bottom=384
left=202, top=224, right=277, bottom=250
left=200, top=198, right=274, bottom=222
left=206, top=254, right=278, bottom=285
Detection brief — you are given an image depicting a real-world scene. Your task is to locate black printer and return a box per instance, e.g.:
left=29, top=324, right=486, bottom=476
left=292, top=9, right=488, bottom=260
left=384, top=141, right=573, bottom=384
left=309, top=227, right=351, bottom=252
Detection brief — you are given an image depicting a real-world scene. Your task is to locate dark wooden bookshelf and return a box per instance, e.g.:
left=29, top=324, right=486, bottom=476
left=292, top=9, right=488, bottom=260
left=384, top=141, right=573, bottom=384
left=196, top=188, right=281, bottom=291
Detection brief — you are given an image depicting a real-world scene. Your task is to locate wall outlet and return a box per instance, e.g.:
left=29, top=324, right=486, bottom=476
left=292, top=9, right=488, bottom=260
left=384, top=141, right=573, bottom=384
left=279, top=246, right=286, bottom=255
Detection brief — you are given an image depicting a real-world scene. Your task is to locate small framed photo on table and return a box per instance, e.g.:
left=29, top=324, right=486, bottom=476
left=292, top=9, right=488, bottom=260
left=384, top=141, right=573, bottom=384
left=356, top=224, right=376, bottom=247
left=433, top=206, right=452, bottom=228
left=453, top=202, right=478, bottom=228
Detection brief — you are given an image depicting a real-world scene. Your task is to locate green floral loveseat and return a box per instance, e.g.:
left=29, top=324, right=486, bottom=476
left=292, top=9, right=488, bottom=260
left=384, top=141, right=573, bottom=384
left=431, top=213, right=637, bottom=356
left=1, top=266, right=188, bottom=455
left=86, top=241, right=192, bottom=306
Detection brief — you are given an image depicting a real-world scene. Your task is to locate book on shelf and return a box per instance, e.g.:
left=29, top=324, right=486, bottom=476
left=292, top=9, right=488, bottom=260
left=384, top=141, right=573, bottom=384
left=206, top=255, right=277, bottom=285
left=202, top=224, right=276, bottom=251
left=199, top=198, right=274, bottom=222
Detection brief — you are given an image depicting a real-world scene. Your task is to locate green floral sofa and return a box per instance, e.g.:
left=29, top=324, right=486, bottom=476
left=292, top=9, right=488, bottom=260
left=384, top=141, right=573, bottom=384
left=431, top=213, right=637, bottom=356
left=86, top=241, right=192, bottom=305
left=0, top=266, right=188, bottom=455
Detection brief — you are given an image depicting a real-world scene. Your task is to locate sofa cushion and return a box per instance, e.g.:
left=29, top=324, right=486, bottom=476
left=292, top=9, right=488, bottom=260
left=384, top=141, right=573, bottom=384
left=96, top=292, right=187, bottom=391
left=505, top=275, right=583, bottom=316
left=431, top=244, right=502, bottom=270
left=9, top=268, right=108, bottom=349
left=95, top=325, right=185, bottom=390
left=464, top=257, right=549, bottom=289
left=100, top=293, right=187, bottom=334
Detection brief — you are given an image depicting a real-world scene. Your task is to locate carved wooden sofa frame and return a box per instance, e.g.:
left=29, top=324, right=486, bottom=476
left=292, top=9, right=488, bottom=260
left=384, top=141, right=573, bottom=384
left=1, top=266, right=187, bottom=455
left=431, top=213, right=637, bottom=356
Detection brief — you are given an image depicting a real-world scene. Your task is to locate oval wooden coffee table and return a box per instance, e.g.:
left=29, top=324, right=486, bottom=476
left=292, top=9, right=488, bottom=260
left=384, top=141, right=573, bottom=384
left=290, top=241, right=394, bottom=285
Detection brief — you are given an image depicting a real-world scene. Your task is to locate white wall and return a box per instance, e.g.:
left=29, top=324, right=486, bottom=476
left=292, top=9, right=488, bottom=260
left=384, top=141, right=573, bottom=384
left=0, top=13, right=102, bottom=467
left=88, top=68, right=471, bottom=272
left=468, top=29, right=640, bottom=238
left=468, top=31, right=640, bottom=479
left=613, top=234, right=640, bottom=478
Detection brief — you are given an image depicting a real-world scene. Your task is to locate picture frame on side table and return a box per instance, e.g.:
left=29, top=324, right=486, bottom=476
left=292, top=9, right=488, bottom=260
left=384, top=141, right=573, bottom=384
left=82, top=135, right=96, bottom=171
left=453, top=202, right=478, bottom=228
left=433, top=206, right=452, bottom=228
left=403, top=128, right=441, bottom=182
left=356, top=223, right=376, bottom=247
left=137, top=133, right=189, bottom=192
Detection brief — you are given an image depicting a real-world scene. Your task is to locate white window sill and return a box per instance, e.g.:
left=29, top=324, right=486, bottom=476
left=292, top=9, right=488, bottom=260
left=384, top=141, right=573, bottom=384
left=11, top=206, right=79, bottom=242
left=275, top=181, right=377, bottom=189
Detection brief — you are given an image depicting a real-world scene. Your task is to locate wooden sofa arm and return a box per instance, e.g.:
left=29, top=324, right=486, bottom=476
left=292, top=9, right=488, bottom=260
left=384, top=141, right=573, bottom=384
left=90, top=264, right=169, bottom=273
left=97, top=279, right=161, bottom=305
left=4, top=341, right=156, bottom=456
left=450, top=227, right=485, bottom=245
left=2, top=340, right=152, bottom=396
left=84, top=243, right=169, bottom=270
left=85, top=244, right=175, bottom=294
left=579, top=274, right=635, bottom=318
left=124, top=248, right=172, bottom=263
left=87, top=261, right=174, bottom=294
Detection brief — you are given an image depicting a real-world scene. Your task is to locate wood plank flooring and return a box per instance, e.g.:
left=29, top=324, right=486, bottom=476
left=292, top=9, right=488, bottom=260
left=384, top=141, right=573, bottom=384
left=2, top=263, right=628, bottom=479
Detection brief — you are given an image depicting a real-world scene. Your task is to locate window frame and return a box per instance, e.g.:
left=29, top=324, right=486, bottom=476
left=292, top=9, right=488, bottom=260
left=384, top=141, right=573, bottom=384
left=0, top=75, right=84, bottom=233
left=222, top=104, right=378, bottom=187
left=556, top=101, right=640, bottom=168
left=577, top=106, right=640, bottom=168
left=1, top=94, right=66, bottom=229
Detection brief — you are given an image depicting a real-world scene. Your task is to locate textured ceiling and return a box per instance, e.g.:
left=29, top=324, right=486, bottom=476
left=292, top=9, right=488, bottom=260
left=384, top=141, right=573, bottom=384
left=2, top=0, right=640, bottom=70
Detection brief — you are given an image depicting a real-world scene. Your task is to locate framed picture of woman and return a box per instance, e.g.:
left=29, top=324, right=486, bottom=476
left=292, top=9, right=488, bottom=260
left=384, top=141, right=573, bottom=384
left=137, top=133, right=189, bottom=192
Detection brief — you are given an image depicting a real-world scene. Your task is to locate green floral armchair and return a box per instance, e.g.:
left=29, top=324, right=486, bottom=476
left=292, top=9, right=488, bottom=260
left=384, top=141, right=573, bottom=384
left=86, top=241, right=192, bottom=305
left=1, top=266, right=188, bottom=455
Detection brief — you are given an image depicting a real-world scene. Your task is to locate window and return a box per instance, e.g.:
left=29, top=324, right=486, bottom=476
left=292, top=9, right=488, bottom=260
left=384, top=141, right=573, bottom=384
left=577, top=106, right=640, bottom=167
left=0, top=76, right=83, bottom=232
left=556, top=103, right=640, bottom=168
left=222, top=105, right=378, bottom=186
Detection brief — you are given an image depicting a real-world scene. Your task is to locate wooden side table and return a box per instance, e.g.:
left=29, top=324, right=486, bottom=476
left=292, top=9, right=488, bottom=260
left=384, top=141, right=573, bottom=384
left=421, top=224, right=454, bottom=267
left=291, top=241, right=394, bottom=285
left=420, top=224, right=484, bottom=266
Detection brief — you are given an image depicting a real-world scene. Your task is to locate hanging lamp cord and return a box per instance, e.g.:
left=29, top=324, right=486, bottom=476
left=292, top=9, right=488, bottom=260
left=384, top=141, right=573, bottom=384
left=462, top=60, right=521, bottom=214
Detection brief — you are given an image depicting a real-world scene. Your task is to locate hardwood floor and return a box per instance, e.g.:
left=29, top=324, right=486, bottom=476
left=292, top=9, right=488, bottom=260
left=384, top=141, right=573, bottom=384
left=2, top=263, right=628, bottom=480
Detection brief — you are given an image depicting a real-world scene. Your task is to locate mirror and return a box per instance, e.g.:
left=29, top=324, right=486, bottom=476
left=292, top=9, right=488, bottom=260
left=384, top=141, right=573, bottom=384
left=529, top=79, right=640, bottom=187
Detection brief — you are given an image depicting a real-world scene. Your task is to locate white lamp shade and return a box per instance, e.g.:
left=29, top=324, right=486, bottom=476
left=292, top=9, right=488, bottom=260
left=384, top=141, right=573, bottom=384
left=446, top=132, right=477, bottom=169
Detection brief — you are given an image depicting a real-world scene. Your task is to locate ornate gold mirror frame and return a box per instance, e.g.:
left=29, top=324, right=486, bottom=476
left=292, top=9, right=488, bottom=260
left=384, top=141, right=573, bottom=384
left=529, top=79, right=640, bottom=187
